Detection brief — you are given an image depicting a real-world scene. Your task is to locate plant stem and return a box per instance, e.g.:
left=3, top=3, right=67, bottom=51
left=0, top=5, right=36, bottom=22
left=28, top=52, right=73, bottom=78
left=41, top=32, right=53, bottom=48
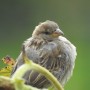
left=11, top=64, right=30, bottom=80
left=30, top=61, right=64, bottom=90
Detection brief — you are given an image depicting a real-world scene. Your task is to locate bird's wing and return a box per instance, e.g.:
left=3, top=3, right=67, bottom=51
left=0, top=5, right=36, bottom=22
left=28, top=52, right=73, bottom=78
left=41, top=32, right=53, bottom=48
left=23, top=41, right=61, bottom=88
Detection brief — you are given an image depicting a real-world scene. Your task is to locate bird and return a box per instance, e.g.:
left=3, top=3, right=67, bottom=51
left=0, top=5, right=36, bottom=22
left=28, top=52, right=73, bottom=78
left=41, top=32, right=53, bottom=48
left=11, top=20, right=77, bottom=89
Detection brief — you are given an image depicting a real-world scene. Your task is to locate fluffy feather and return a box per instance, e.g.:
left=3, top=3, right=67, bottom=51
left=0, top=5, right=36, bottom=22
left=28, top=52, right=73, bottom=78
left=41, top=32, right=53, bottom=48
left=11, top=20, right=77, bottom=88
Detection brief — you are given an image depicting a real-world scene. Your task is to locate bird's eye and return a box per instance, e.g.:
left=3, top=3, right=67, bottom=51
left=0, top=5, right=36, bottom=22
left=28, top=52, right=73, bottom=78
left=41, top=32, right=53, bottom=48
left=43, top=29, right=51, bottom=35
left=44, top=31, right=51, bottom=35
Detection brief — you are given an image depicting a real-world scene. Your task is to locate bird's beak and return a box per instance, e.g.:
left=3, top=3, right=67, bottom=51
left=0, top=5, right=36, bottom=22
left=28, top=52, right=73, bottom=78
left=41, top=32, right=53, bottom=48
left=52, top=28, right=64, bottom=37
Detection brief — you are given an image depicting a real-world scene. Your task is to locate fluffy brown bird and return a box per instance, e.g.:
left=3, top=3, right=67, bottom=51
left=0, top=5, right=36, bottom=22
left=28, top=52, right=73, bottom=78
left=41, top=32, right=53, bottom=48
left=11, top=20, right=77, bottom=88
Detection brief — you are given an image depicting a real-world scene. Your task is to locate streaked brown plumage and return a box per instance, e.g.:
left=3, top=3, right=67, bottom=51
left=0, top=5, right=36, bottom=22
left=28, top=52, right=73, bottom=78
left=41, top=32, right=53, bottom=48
left=11, top=20, right=77, bottom=88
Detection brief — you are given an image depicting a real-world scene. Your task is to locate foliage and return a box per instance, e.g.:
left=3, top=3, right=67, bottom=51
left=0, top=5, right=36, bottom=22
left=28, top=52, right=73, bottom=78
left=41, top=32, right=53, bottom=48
left=0, top=56, right=15, bottom=76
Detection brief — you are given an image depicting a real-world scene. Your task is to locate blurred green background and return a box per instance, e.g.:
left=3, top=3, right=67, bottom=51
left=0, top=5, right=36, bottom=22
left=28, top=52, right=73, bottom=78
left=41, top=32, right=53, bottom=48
left=0, top=0, right=90, bottom=90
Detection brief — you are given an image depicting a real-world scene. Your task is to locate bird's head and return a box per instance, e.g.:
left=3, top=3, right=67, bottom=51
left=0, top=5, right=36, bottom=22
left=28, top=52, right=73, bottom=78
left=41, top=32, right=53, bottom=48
left=32, top=20, right=64, bottom=41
